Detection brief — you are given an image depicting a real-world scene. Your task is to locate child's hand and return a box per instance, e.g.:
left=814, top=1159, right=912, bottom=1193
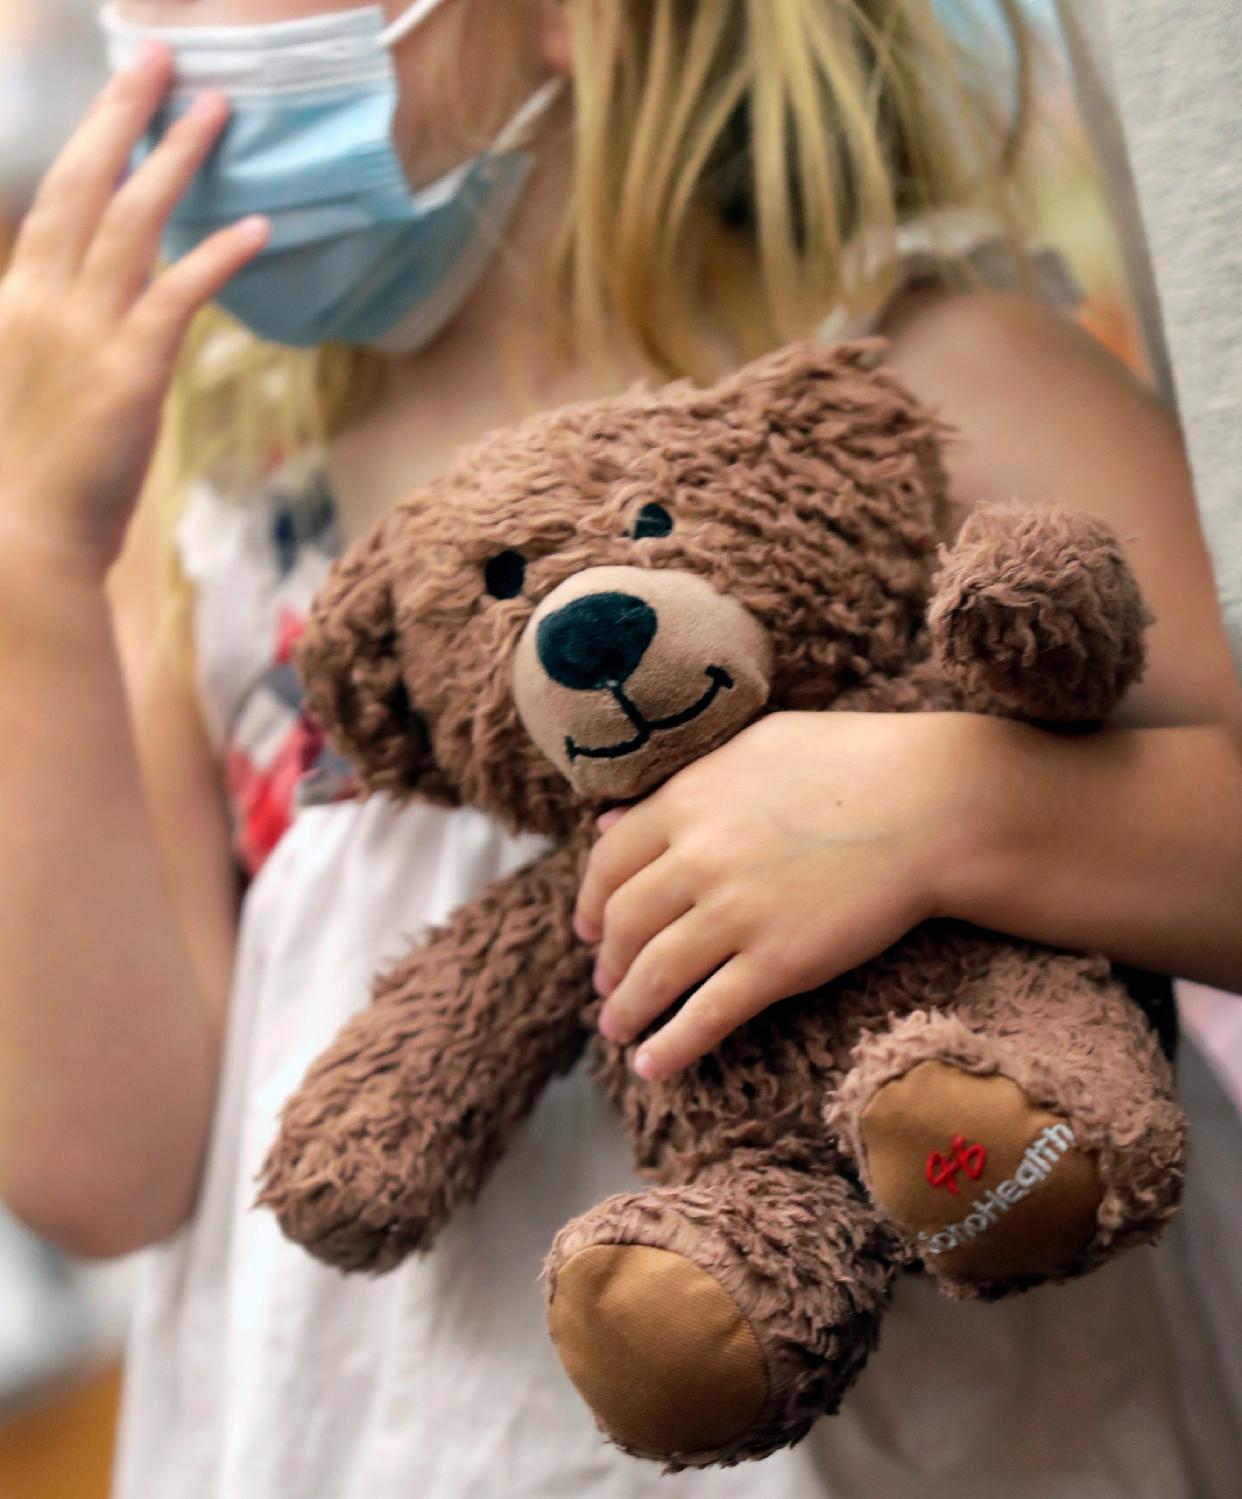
left=0, top=42, right=268, bottom=579
left=575, top=711, right=978, bottom=1080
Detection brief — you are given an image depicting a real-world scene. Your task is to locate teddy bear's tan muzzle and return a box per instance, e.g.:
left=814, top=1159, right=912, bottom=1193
left=513, top=565, right=773, bottom=802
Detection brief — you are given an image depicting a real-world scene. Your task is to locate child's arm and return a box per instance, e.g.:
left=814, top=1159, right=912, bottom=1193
left=578, top=291, right=1242, bottom=1080
left=112, top=522, right=240, bottom=1024
left=0, top=534, right=234, bottom=1257
left=0, top=46, right=268, bottom=1254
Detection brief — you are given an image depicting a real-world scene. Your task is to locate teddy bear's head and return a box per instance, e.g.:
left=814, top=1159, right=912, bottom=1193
left=299, top=342, right=947, bottom=837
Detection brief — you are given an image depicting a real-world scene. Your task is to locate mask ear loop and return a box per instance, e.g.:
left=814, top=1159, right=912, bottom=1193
left=491, top=77, right=565, bottom=154
left=378, top=0, right=564, bottom=155
left=378, top=0, right=449, bottom=50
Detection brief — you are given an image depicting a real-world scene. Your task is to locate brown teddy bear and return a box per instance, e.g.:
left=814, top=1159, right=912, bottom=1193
left=257, top=342, right=1185, bottom=1469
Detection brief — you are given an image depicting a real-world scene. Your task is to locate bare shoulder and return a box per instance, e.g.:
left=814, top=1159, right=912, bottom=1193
left=878, top=286, right=1172, bottom=534
left=876, top=285, right=1242, bottom=728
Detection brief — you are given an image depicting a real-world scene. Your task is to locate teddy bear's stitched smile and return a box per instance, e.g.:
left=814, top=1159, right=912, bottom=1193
left=565, top=666, right=734, bottom=762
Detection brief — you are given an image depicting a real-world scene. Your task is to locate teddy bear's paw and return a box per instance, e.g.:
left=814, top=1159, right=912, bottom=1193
left=549, top=1241, right=771, bottom=1463
left=544, top=1176, right=893, bottom=1467
left=857, top=1060, right=1103, bottom=1294
left=257, top=1127, right=444, bottom=1275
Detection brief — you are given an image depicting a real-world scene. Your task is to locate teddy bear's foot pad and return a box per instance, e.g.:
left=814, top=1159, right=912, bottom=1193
left=860, top=1061, right=1102, bottom=1287
left=549, top=1243, right=768, bottom=1459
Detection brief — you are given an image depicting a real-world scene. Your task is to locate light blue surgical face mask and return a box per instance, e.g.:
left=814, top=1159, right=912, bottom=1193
left=99, top=2, right=562, bottom=351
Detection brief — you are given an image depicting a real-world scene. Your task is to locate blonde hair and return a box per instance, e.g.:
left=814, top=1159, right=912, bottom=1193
left=567, top=0, right=1033, bottom=372
left=151, top=0, right=1036, bottom=637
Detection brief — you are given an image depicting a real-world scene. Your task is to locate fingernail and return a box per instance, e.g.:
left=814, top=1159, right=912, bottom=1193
left=592, top=964, right=617, bottom=997
left=188, top=89, right=227, bottom=120
left=634, top=1048, right=659, bottom=1080
left=596, top=809, right=625, bottom=832
left=236, top=215, right=270, bottom=244
left=133, top=38, right=166, bottom=70
left=597, top=1008, right=622, bottom=1042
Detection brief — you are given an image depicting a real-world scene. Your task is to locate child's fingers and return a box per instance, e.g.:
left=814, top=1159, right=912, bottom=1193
left=597, top=907, right=734, bottom=1048
left=12, top=42, right=174, bottom=283
left=124, top=216, right=269, bottom=369
left=632, top=954, right=779, bottom=1081
left=83, top=91, right=233, bottom=318
left=574, top=807, right=669, bottom=941
left=593, top=854, right=694, bottom=998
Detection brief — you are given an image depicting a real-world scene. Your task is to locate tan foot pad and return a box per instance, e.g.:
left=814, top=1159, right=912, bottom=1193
left=860, top=1061, right=1103, bottom=1284
left=548, top=1243, right=768, bottom=1457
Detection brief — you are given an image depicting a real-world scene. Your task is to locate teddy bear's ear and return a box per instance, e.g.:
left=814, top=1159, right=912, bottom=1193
left=297, top=519, right=446, bottom=799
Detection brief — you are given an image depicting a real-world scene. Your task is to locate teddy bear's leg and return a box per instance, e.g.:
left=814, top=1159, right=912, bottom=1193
left=544, top=1155, right=897, bottom=1469
left=830, top=940, right=1186, bottom=1300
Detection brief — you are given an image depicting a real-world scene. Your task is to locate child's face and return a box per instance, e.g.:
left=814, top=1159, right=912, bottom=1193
left=108, top=2, right=567, bottom=189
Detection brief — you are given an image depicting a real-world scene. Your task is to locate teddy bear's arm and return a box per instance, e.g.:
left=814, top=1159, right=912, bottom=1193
left=256, top=842, right=594, bottom=1273
left=928, top=501, right=1149, bottom=724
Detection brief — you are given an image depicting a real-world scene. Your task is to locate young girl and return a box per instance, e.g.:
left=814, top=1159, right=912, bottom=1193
left=1, top=2, right=1240, bottom=1496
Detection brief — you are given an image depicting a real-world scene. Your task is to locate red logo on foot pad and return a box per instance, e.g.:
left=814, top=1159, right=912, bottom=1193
left=925, top=1134, right=988, bottom=1195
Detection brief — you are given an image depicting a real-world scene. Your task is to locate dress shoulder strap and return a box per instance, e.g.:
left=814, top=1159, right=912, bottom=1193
left=819, top=207, right=1082, bottom=343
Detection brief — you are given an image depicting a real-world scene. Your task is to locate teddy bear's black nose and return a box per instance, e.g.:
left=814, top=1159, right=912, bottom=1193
left=537, top=591, right=659, bottom=692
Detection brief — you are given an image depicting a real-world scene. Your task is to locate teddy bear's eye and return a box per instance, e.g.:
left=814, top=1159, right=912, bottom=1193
left=633, top=503, right=673, bottom=540
left=484, top=550, right=527, bottom=600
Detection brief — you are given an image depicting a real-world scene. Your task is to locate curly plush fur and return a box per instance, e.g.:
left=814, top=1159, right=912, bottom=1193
left=257, top=342, right=1184, bottom=1470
